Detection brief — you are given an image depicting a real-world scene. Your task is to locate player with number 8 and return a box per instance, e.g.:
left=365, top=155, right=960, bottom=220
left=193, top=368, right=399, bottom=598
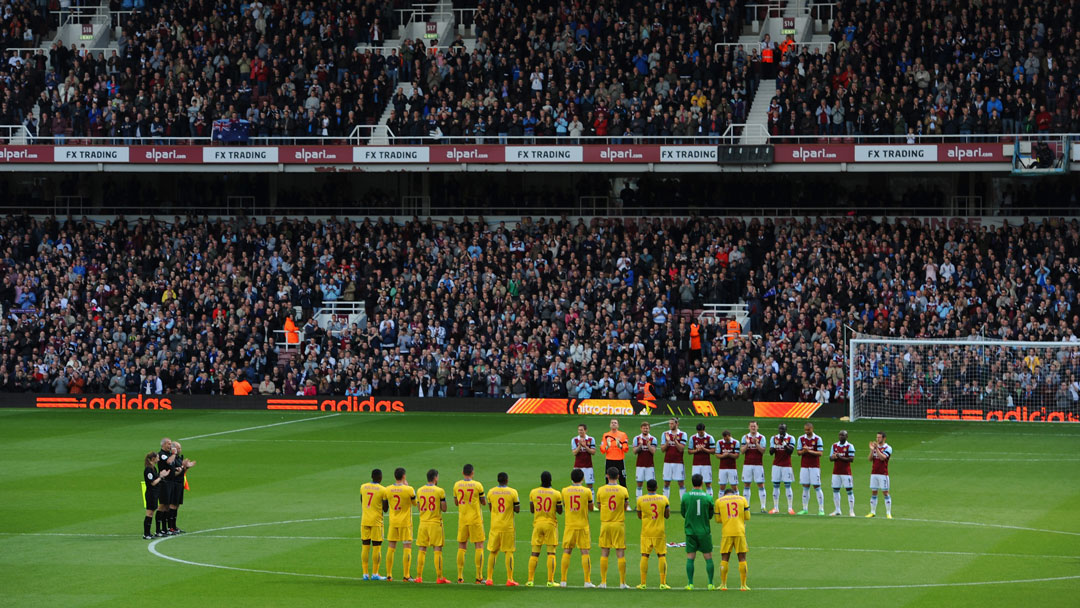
left=485, top=472, right=520, bottom=586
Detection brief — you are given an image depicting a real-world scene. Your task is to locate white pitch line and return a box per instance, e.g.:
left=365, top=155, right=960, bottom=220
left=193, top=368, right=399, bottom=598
left=147, top=517, right=1080, bottom=590
left=891, top=516, right=1080, bottom=537
left=178, top=413, right=341, bottom=440
left=142, top=533, right=1080, bottom=560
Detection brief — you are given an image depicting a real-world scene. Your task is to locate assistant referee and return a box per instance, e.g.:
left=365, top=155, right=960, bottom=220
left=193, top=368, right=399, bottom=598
left=600, top=419, right=630, bottom=509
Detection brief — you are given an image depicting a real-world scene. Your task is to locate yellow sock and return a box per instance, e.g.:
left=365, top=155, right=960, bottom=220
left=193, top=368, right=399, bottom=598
left=581, top=555, right=591, bottom=583
left=402, top=546, right=412, bottom=579
left=386, top=546, right=396, bottom=579
left=456, top=548, right=465, bottom=580
left=487, top=550, right=496, bottom=581
left=546, top=553, right=556, bottom=583
left=434, top=550, right=443, bottom=579
left=372, top=545, right=382, bottom=577
left=417, top=550, right=426, bottom=579
left=505, top=553, right=514, bottom=582
left=528, top=555, right=539, bottom=583
left=599, top=556, right=609, bottom=586
left=617, top=557, right=626, bottom=586
left=659, top=555, right=668, bottom=585
left=739, top=561, right=748, bottom=587
left=361, top=545, right=370, bottom=576
left=720, top=560, right=729, bottom=586
left=560, top=553, right=570, bottom=583
left=640, top=555, right=649, bottom=585
left=474, top=548, right=484, bottom=580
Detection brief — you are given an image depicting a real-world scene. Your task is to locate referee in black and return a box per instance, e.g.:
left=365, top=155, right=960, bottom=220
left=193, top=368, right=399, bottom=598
left=143, top=452, right=169, bottom=539
left=155, top=438, right=176, bottom=537
left=167, top=440, right=196, bottom=534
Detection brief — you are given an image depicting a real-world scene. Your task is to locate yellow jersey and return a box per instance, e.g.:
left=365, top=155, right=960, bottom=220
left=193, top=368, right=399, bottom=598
left=529, top=486, right=562, bottom=527
left=597, top=483, right=629, bottom=523
left=561, top=484, right=593, bottom=530
left=637, top=493, right=669, bottom=538
left=488, top=486, right=519, bottom=532
left=453, top=479, right=486, bottom=527
left=715, top=494, right=750, bottom=537
left=385, top=483, right=416, bottom=527
left=417, top=484, right=446, bottom=525
left=360, top=482, right=386, bottom=527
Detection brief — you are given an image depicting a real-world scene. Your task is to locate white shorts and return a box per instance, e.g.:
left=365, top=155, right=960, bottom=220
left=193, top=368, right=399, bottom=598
left=799, top=468, right=822, bottom=486
left=691, top=465, right=713, bottom=484
left=741, top=465, right=765, bottom=484
left=579, top=467, right=595, bottom=485
left=771, top=466, right=794, bottom=483
left=717, top=469, right=739, bottom=486
left=635, top=466, right=656, bottom=483
left=662, top=462, right=685, bottom=482
left=870, top=474, right=890, bottom=491
left=832, top=474, right=854, bottom=489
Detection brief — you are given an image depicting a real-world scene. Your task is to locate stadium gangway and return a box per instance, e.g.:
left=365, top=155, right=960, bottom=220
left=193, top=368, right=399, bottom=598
left=699, top=303, right=749, bottom=331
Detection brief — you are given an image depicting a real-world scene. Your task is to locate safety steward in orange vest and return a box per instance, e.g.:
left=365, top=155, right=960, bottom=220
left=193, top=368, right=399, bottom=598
left=726, top=319, right=741, bottom=344
left=690, top=322, right=702, bottom=360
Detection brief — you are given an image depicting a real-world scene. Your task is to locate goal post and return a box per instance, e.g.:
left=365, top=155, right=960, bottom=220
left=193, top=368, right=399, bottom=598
left=848, top=338, right=1080, bottom=423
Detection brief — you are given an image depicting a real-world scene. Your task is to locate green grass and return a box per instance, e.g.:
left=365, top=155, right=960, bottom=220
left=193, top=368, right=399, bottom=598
left=1, top=409, right=1079, bottom=607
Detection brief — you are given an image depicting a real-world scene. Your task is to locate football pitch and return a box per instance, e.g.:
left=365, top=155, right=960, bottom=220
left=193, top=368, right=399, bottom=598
left=1, top=409, right=1079, bottom=607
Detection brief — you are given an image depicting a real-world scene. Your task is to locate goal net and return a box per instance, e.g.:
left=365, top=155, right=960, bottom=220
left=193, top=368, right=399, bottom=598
left=848, top=338, right=1080, bottom=423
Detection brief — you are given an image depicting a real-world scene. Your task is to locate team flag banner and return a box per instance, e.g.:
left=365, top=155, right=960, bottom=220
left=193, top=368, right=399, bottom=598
left=752, top=402, right=824, bottom=418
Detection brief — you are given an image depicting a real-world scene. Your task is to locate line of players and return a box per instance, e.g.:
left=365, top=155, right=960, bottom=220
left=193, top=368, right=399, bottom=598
left=358, top=464, right=752, bottom=590
left=574, top=419, right=893, bottom=518
left=141, top=437, right=196, bottom=539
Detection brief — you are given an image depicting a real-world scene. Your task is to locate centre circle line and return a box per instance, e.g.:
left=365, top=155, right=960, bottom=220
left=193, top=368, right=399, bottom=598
left=148, top=515, right=1080, bottom=590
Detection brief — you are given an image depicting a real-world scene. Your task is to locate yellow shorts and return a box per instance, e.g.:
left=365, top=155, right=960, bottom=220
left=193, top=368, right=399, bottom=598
left=640, top=536, right=666, bottom=556
left=598, top=523, right=625, bottom=550
left=457, top=523, right=485, bottom=544
left=720, top=535, right=749, bottom=554
left=361, top=524, right=384, bottom=542
left=387, top=524, right=413, bottom=542
left=416, top=523, right=444, bottom=548
left=562, top=528, right=591, bottom=550
left=487, top=530, right=515, bottom=553
left=530, top=523, right=558, bottom=548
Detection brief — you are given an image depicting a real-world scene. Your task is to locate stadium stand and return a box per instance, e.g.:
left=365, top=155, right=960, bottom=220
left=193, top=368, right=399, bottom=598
left=769, top=0, right=1080, bottom=139
left=1, top=0, right=762, bottom=144
left=0, top=214, right=1076, bottom=407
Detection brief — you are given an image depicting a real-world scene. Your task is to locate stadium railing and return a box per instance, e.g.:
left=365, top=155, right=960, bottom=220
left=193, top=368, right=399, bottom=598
left=3, top=129, right=1076, bottom=147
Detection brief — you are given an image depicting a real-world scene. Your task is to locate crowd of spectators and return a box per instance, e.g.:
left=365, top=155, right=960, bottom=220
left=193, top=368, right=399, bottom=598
left=1, top=0, right=767, bottom=145
left=2, top=0, right=400, bottom=142
left=6, top=0, right=1080, bottom=145
left=766, top=0, right=1080, bottom=140
left=0, top=213, right=1076, bottom=407
left=387, top=0, right=758, bottom=143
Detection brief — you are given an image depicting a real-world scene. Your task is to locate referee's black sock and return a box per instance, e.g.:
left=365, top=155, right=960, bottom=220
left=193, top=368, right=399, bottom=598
left=169, top=509, right=178, bottom=530
left=143, top=516, right=152, bottom=536
left=155, top=511, right=164, bottom=533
